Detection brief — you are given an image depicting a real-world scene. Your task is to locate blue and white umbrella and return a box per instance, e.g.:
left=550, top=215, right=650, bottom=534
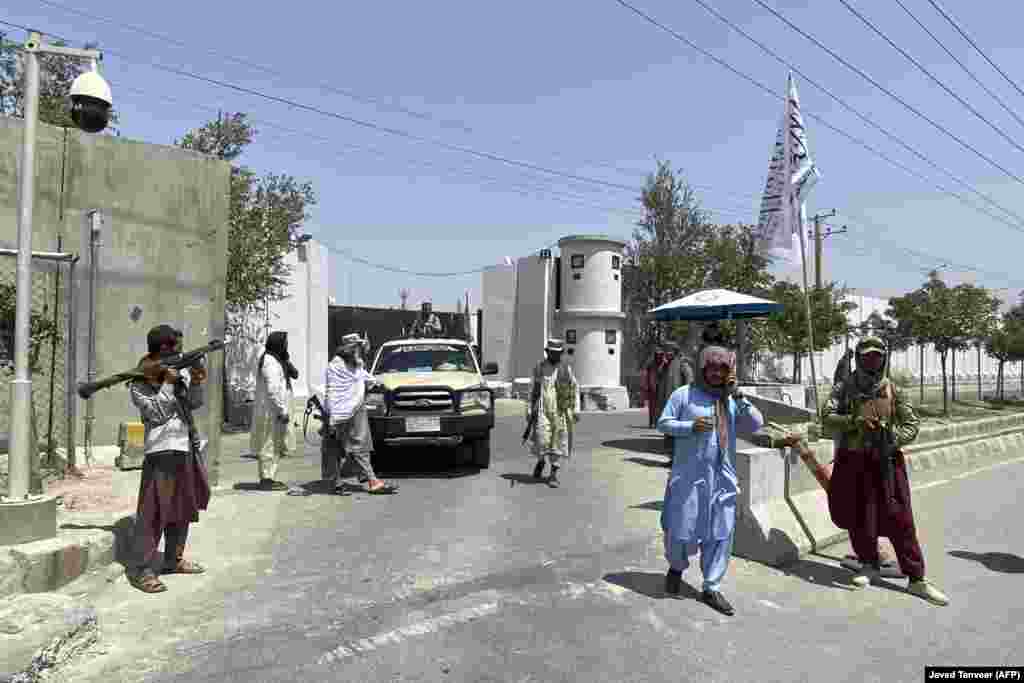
left=649, top=288, right=783, bottom=322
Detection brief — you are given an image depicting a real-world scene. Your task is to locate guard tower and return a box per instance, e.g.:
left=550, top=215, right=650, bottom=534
left=555, top=235, right=629, bottom=410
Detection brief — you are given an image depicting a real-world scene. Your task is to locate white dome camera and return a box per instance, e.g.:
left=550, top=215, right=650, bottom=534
left=69, top=70, right=112, bottom=133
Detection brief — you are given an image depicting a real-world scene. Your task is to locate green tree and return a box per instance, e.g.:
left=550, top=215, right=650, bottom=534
left=0, top=282, right=60, bottom=374
left=623, top=160, right=774, bottom=366
left=888, top=272, right=1000, bottom=415
left=0, top=33, right=119, bottom=129
left=765, top=281, right=855, bottom=383
left=176, top=113, right=316, bottom=312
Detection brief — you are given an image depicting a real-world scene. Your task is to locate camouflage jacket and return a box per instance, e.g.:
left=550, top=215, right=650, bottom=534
left=821, top=376, right=920, bottom=451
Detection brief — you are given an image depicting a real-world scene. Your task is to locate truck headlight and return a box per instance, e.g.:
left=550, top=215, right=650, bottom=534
left=461, top=390, right=492, bottom=411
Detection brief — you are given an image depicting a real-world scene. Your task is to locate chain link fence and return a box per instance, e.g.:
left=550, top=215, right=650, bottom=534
left=0, top=250, right=76, bottom=473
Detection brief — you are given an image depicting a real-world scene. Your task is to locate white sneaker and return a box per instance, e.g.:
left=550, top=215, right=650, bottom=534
left=908, top=579, right=949, bottom=606
left=841, top=555, right=904, bottom=579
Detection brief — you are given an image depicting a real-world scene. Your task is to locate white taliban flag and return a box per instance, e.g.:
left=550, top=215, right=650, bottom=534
left=757, top=73, right=821, bottom=265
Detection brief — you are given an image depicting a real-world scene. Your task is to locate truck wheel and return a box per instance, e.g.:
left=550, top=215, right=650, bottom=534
left=472, top=434, right=491, bottom=469
left=371, top=445, right=393, bottom=473
left=454, top=441, right=474, bottom=468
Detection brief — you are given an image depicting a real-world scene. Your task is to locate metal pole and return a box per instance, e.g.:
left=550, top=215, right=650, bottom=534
left=6, top=33, right=41, bottom=501
left=797, top=211, right=822, bottom=421
left=84, top=211, right=101, bottom=468
left=919, top=344, right=925, bottom=405
left=65, top=257, right=78, bottom=472
left=814, top=215, right=823, bottom=290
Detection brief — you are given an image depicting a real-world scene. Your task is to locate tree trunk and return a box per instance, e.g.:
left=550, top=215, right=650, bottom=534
left=791, top=352, right=799, bottom=384
left=951, top=352, right=957, bottom=402
left=940, top=352, right=949, bottom=416
left=998, top=360, right=1005, bottom=402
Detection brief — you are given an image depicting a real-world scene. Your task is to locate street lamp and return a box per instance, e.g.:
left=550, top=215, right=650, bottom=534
left=3, top=32, right=111, bottom=513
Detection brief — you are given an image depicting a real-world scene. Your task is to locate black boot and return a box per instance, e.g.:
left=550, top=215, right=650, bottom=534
left=665, top=569, right=682, bottom=596
left=533, top=461, right=545, bottom=480
left=547, top=466, right=560, bottom=488
left=702, top=590, right=735, bottom=616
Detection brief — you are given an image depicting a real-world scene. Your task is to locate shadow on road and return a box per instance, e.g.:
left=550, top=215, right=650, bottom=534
left=949, top=550, right=1024, bottom=573
left=602, top=571, right=699, bottom=601
left=602, top=438, right=668, bottom=456
left=624, top=456, right=670, bottom=469
left=771, top=553, right=913, bottom=597
left=629, top=500, right=663, bottom=512
left=501, top=473, right=547, bottom=486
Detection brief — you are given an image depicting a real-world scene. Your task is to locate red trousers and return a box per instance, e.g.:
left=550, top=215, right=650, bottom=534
left=827, top=447, right=925, bottom=580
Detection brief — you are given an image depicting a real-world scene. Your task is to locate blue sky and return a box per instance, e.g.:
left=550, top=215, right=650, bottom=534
left=6, top=0, right=1024, bottom=310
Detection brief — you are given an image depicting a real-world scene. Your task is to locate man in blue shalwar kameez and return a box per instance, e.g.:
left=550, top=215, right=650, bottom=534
left=657, top=344, right=764, bottom=616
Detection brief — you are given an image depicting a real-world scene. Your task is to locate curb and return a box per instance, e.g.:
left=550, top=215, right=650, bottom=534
left=0, top=524, right=121, bottom=600
left=734, top=425, right=1024, bottom=566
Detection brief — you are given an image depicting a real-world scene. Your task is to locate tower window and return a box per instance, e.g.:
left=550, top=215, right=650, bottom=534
left=570, top=254, right=584, bottom=269
left=605, top=330, right=616, bottom=344
left=566, top=330, right=577, bottom=344
left=611, top=255, right=621, bottom=270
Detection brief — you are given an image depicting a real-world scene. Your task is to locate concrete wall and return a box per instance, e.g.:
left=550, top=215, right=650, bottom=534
left=0, top=118, right=229, bottom=471
left=481, top=265, right=516, bottom=381
left=226, top=240, right=329, bottom=402
left=771, top=293, right=1015, bottom=385
left=510, top=254, right=553, bottom=380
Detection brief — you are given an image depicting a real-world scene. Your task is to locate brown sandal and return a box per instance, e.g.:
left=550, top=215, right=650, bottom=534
left=129, top=572, right=167, bottom=593
left=161, top=559, right=206, bottom=575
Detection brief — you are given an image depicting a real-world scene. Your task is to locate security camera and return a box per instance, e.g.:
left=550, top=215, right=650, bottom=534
left=69, top=71, right=112, bottom=133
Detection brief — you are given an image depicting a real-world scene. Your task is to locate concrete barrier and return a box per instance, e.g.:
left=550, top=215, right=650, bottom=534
left=734, top=418, right=1024, bottom=566
left=0, top=522, right=122, bottom=598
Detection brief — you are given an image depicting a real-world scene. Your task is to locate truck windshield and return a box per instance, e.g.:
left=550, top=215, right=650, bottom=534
left=373, top=344, right=478, bottom=374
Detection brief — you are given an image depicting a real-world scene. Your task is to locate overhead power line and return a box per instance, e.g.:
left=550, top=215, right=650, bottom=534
left=749, top=0, right=1024, bottom=188
left=612, top=1, right=1024, bottom=236
left=321, top=238, right=569, bottom=278
left=923, top=0, right=1024, bottom=104
left=839, top=0, right=1024, bottom=157
left=25, top=0, right=668, bottom=185
left=1, top=20, right=643, bottom=196
left=689, top=0, right=1024, bottom=231
left=892, top=0, right=1024, bottom=133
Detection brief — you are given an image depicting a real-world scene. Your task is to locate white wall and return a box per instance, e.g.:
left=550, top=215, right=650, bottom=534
left=771, top=293, right=1010, bottom=384
left=511, top=254, right=553, bottom=379
left=481, top=265, right=516, bottom=380
left=225, top=239, right=329, bottom=403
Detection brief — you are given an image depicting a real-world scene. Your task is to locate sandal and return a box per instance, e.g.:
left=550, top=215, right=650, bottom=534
left=129, top=572, right=167, bottom=593
left=161, top=560, right=206, bottom=575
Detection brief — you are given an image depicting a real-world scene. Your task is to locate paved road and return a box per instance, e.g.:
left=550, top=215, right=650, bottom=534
left=65, top=411, right=1024, bottom=683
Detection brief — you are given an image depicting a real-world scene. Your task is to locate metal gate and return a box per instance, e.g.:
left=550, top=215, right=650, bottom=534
left=0, top=248, right=77, bottom=469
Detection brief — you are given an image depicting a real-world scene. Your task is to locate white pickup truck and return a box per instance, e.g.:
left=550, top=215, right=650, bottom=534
left=363, top=337, right=498, bottom=470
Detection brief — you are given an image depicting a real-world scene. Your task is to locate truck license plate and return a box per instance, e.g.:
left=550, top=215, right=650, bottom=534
left=405, top=416, right=441, bottom=433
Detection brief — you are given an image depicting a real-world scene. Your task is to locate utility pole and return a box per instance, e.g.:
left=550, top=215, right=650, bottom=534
left=810, top=210, right=845, bottom=290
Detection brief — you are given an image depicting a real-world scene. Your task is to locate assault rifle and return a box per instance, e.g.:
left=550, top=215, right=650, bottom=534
left=522, top=381, right=540, bottom=447
left=304, top=393, right=326, bottom=442
left=77, top=339, right=226, bottom=400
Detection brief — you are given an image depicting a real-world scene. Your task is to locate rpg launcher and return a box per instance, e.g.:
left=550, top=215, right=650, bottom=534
left=77, top=339, right=226, bottom=400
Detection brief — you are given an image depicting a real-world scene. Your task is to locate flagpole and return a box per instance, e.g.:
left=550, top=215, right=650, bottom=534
left=796, top=206, right=823, bottom=421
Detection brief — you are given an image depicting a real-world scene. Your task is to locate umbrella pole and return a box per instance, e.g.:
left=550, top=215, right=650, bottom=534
left=797, top=216, right=823, bottom=422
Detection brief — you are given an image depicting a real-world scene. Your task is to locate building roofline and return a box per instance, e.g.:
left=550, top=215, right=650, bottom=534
left=557, top=234, right=627, bottom=248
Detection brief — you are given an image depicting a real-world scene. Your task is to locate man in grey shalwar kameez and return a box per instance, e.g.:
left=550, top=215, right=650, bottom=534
left=657, top=345, right=764, bottom=616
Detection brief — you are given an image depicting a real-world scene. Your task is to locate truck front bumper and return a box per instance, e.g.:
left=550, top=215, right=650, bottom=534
left=369, top=411, right=494, bottom=448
